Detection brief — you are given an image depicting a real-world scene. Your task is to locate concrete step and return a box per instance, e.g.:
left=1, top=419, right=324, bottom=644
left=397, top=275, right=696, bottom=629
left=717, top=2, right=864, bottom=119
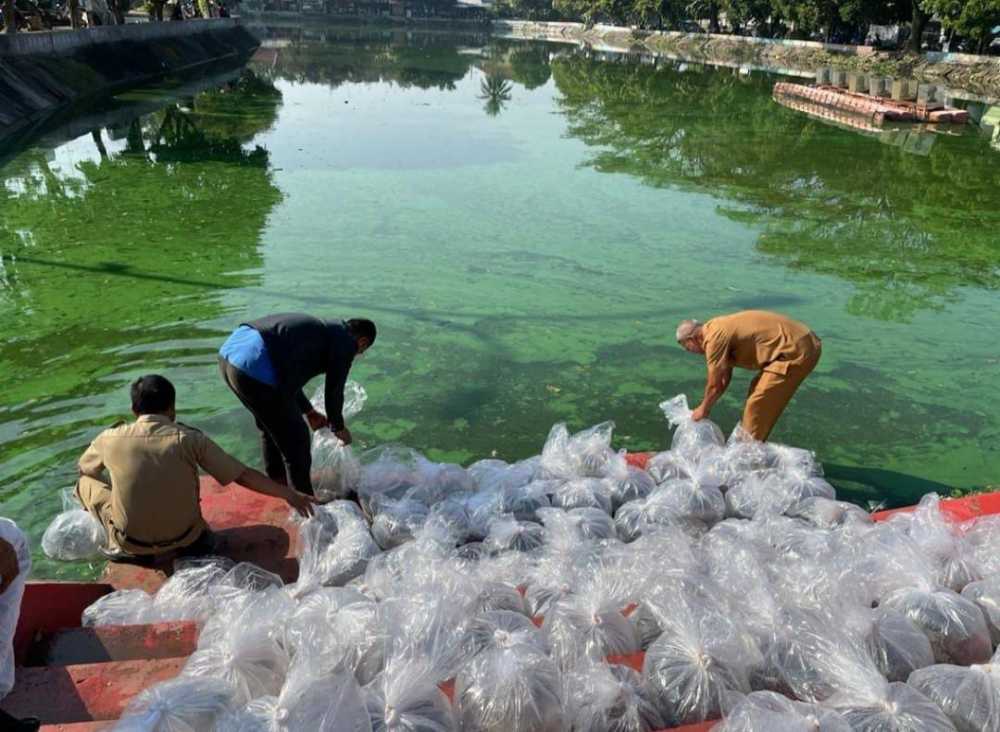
left=2, top=657, right=185, bottom=724
left=26, top=621, right=198, bottom=667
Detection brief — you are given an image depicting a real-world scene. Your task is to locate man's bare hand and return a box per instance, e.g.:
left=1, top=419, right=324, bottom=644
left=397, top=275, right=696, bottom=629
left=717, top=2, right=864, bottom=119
left=0, top=538, right=19, bottom=594
left=285, top=489, right=319, bottom=518
left=306, top=410, right=329, bottom=431
left=334, top=428, right=353, bottom=446
left=690, top=404, right=709, bottom=422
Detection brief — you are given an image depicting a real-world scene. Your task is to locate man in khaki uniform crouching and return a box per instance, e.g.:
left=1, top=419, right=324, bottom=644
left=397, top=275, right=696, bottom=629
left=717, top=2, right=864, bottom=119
left=76, top=374, right=316, bottom=561
left=676, top=310, right=822, bottom=442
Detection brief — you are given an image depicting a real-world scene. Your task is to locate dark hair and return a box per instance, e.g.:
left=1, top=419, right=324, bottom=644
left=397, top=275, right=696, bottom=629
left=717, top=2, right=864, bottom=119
left=130, top=374, right=176, bottom=415
left=346, top=318, right=377, bottom=345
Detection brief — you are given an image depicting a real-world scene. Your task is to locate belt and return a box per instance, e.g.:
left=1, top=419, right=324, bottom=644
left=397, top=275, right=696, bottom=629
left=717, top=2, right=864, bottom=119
left=115, top=525, right=200, bottom=549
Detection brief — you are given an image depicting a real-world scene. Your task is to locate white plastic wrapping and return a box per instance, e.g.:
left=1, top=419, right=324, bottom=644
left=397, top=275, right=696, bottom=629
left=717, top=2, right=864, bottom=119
left=539, top=422, right=618, bottom=480
left=564, top=662, right=666, bottom=732
left=961, top=575, right=1000, bottom=645
left=82, top=589, right=155, bottom=627
left=297, top=501, right=381, bottom=589
left=460, top=610, right=548, bottom=658
left=455, top=643, right=564, bottom=732
left=659, top=394, right=725, bottom=462
left=0, top=518, right=30, bottom=700
left=41, top=507, right=106, bottom=561
left=641, top=594, right=757, bottom=726
left=364, top=656, right=457, bottom=732
left=113, top=677, right=236, bottom=732
left=714, top=690, right=851, bottom=732
left=909, top=659, right=1000, bottom=732
left=883, top=587, right=992, bottom=666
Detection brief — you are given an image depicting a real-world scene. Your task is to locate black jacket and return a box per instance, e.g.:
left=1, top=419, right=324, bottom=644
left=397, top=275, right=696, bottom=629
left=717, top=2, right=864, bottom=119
left=247, top=313, right=357, bottom=430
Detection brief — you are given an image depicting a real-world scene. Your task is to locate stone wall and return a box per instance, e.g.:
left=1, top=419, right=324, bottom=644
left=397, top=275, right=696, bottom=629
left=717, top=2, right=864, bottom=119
left=494, top=20, right=1000, bottom=101
left=0, top=20, right=259, bottom=140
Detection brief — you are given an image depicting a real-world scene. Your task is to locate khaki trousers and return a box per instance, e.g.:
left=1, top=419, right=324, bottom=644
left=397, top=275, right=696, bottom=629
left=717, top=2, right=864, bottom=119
left=742, top=335, right=822, bottom=442
left=76, top=475, right=121, bottom=552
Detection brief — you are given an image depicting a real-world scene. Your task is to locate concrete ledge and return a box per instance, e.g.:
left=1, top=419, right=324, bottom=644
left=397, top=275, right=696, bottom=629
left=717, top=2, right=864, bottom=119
left=0, top=20, right=258, bottom=142
left=0, top=18, right=239, bottom=57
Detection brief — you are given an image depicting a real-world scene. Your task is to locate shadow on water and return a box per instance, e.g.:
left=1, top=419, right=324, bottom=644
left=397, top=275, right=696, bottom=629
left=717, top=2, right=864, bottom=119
left=825, top=463, right=956, bottom=509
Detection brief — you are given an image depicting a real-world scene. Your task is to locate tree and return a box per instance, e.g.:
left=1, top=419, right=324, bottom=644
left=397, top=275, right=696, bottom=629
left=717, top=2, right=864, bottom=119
left=921, top=0, right=1000, bottom=52
left=3, top=0, right=17, bottom=33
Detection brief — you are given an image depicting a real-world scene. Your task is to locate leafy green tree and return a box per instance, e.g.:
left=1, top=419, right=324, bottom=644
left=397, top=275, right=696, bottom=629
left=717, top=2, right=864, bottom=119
left=921, top=0, right=1000, bottom=52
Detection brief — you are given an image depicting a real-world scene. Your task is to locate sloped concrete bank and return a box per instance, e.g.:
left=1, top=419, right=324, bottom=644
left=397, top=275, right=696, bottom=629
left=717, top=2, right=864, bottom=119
left=495, top=20, right=1000, bottom=101
left=0, top=19, right=259, bottom=141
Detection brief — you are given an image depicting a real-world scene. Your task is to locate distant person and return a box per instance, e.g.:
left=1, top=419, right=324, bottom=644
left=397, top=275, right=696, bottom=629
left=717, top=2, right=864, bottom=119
left=676, top=310, right=822, bottom=441
left=76, top=375, right=316, bottom=562
left=0, top=519, right=39, bottom=731
left=219, top=314, right=376, bottom=497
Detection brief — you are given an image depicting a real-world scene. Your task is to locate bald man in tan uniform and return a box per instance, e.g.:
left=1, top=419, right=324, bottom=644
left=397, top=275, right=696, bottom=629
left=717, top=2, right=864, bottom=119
left=76, top=374, right=316, bottom=560
left=676, top=310, right=822, bottom=441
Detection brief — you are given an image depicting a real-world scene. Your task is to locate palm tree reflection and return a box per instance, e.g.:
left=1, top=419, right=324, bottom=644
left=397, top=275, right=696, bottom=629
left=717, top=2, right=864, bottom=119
left=479, top=73, right=513, bottom=117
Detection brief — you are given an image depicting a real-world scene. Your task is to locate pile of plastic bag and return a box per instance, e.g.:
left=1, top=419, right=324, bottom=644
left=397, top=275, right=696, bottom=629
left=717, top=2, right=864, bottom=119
left=75, top=392, right=1000, bottom=732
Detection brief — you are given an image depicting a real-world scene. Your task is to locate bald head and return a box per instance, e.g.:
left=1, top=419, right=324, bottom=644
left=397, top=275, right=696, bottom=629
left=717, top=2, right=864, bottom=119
left=676, top=319, right=705, bottom=354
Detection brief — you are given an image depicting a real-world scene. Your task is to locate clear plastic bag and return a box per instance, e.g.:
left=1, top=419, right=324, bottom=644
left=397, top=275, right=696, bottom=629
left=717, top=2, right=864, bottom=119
left=659, top=394, right=725, bottom=462
left=884, top=587, right=992, bottom=666
left=909, top=660, right=1000, bottom=732
left=834, top=682, right=957, bottom=732
left=371, top=499, right=430, bottom=551
left=460, top=610, right=548, bottom=658
left=714, top=690, right=851, bottom=732
left=644, top=451, right=692, bottom=485
left=149, top=557, right=235, bottom=623
left=651, top=479, right=726, bottom=527
left=483, top=517, right=546, bottom=555
left=543, top=594, right=639, bottom=671
left=283, top=586, right=370, bottom=658
left=41, top=507, right=105, bottom=561
left=113, top=676, right=236, bottom=732
left=549, top=478, right=614, bottom=515
left=82, top=589, right=155, bottom=627
left=297, top=502, right=381, bottom=590
left=537, top=506, right=615, bottom=545
left=312, top=431, right=362, bottom=502
left=564, top=662, right=666, bottom=732
left=961, top=576, right=1000, bottom=645
left=364, top=656, right=457, bottom=732
left=455, top=643, right=564, bottom=732
left=642, top=595, right=757, bottom=726
left=359, top=446, right=428, bottom=512
left=724, top=470, right=835, bottom=520
left=604, top=465, right=657, bottom=512
left=182, top=612, right=290, bottom=706
left=539, top=422, right=618, bottom=480
left=786, top=497, right=872, bottom=529
left=311, top=379, right=368, bottom=420
left=860, top=606, right=935, bottom=683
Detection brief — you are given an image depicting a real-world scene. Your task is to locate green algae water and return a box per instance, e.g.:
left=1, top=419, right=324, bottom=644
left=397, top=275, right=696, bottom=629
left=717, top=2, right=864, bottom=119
left=2, top=27, right=999, bottom=579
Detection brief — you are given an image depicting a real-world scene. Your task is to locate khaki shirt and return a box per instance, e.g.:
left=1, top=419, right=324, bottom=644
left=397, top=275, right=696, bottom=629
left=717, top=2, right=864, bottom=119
left=78, top=414, right=245, bottom=550
left=703, top=310, right=815, bottom=375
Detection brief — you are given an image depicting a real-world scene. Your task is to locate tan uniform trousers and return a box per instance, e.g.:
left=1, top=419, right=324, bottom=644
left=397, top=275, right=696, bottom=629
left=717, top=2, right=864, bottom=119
left=75, top=475, right=120, bottom=551
left=742, top=334, right=822, bottom=442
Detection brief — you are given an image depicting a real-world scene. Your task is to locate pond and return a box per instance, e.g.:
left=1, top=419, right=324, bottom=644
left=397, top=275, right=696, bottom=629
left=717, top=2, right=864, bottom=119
left=1, top=25, right=998, bottom=578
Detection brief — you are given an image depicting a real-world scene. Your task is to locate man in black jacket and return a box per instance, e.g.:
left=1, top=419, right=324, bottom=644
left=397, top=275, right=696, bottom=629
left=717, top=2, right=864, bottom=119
left=218, top=313, right=376, bottom=496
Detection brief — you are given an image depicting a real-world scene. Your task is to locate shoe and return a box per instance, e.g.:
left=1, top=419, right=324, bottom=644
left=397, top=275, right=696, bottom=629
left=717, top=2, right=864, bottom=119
left=0, top=709, right=41, bottom=731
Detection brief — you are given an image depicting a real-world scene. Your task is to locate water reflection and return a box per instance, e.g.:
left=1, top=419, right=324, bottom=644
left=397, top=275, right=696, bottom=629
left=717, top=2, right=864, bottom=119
left=551, top=55, right=1000, bottom=321
left=0, top=71, right=283, bottom=575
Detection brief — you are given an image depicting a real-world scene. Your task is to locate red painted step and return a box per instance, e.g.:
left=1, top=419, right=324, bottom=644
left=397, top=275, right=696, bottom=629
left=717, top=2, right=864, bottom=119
left=14, top=583, right=113, bottom=665
left=873, top=491, right=1000, bottom=524
left=40, top=724, right=111, bottom=732
left=102, top=477, right=301, bottom=594
left=1, top=657, right=184, bottom=724
left=26, top=621, right=198, bottom=667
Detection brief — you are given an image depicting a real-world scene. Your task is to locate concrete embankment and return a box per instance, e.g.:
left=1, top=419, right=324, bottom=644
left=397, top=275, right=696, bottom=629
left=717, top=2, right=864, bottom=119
left=0, top=19, right=259, bottom=140
left=495, top=20, right=1000, bottom=101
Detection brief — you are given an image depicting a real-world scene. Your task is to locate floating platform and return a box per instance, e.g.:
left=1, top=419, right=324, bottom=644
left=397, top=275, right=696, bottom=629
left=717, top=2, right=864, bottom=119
left=773, top=82, right=970, bottom=126
left=5, top=457, right=998, bottom=730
